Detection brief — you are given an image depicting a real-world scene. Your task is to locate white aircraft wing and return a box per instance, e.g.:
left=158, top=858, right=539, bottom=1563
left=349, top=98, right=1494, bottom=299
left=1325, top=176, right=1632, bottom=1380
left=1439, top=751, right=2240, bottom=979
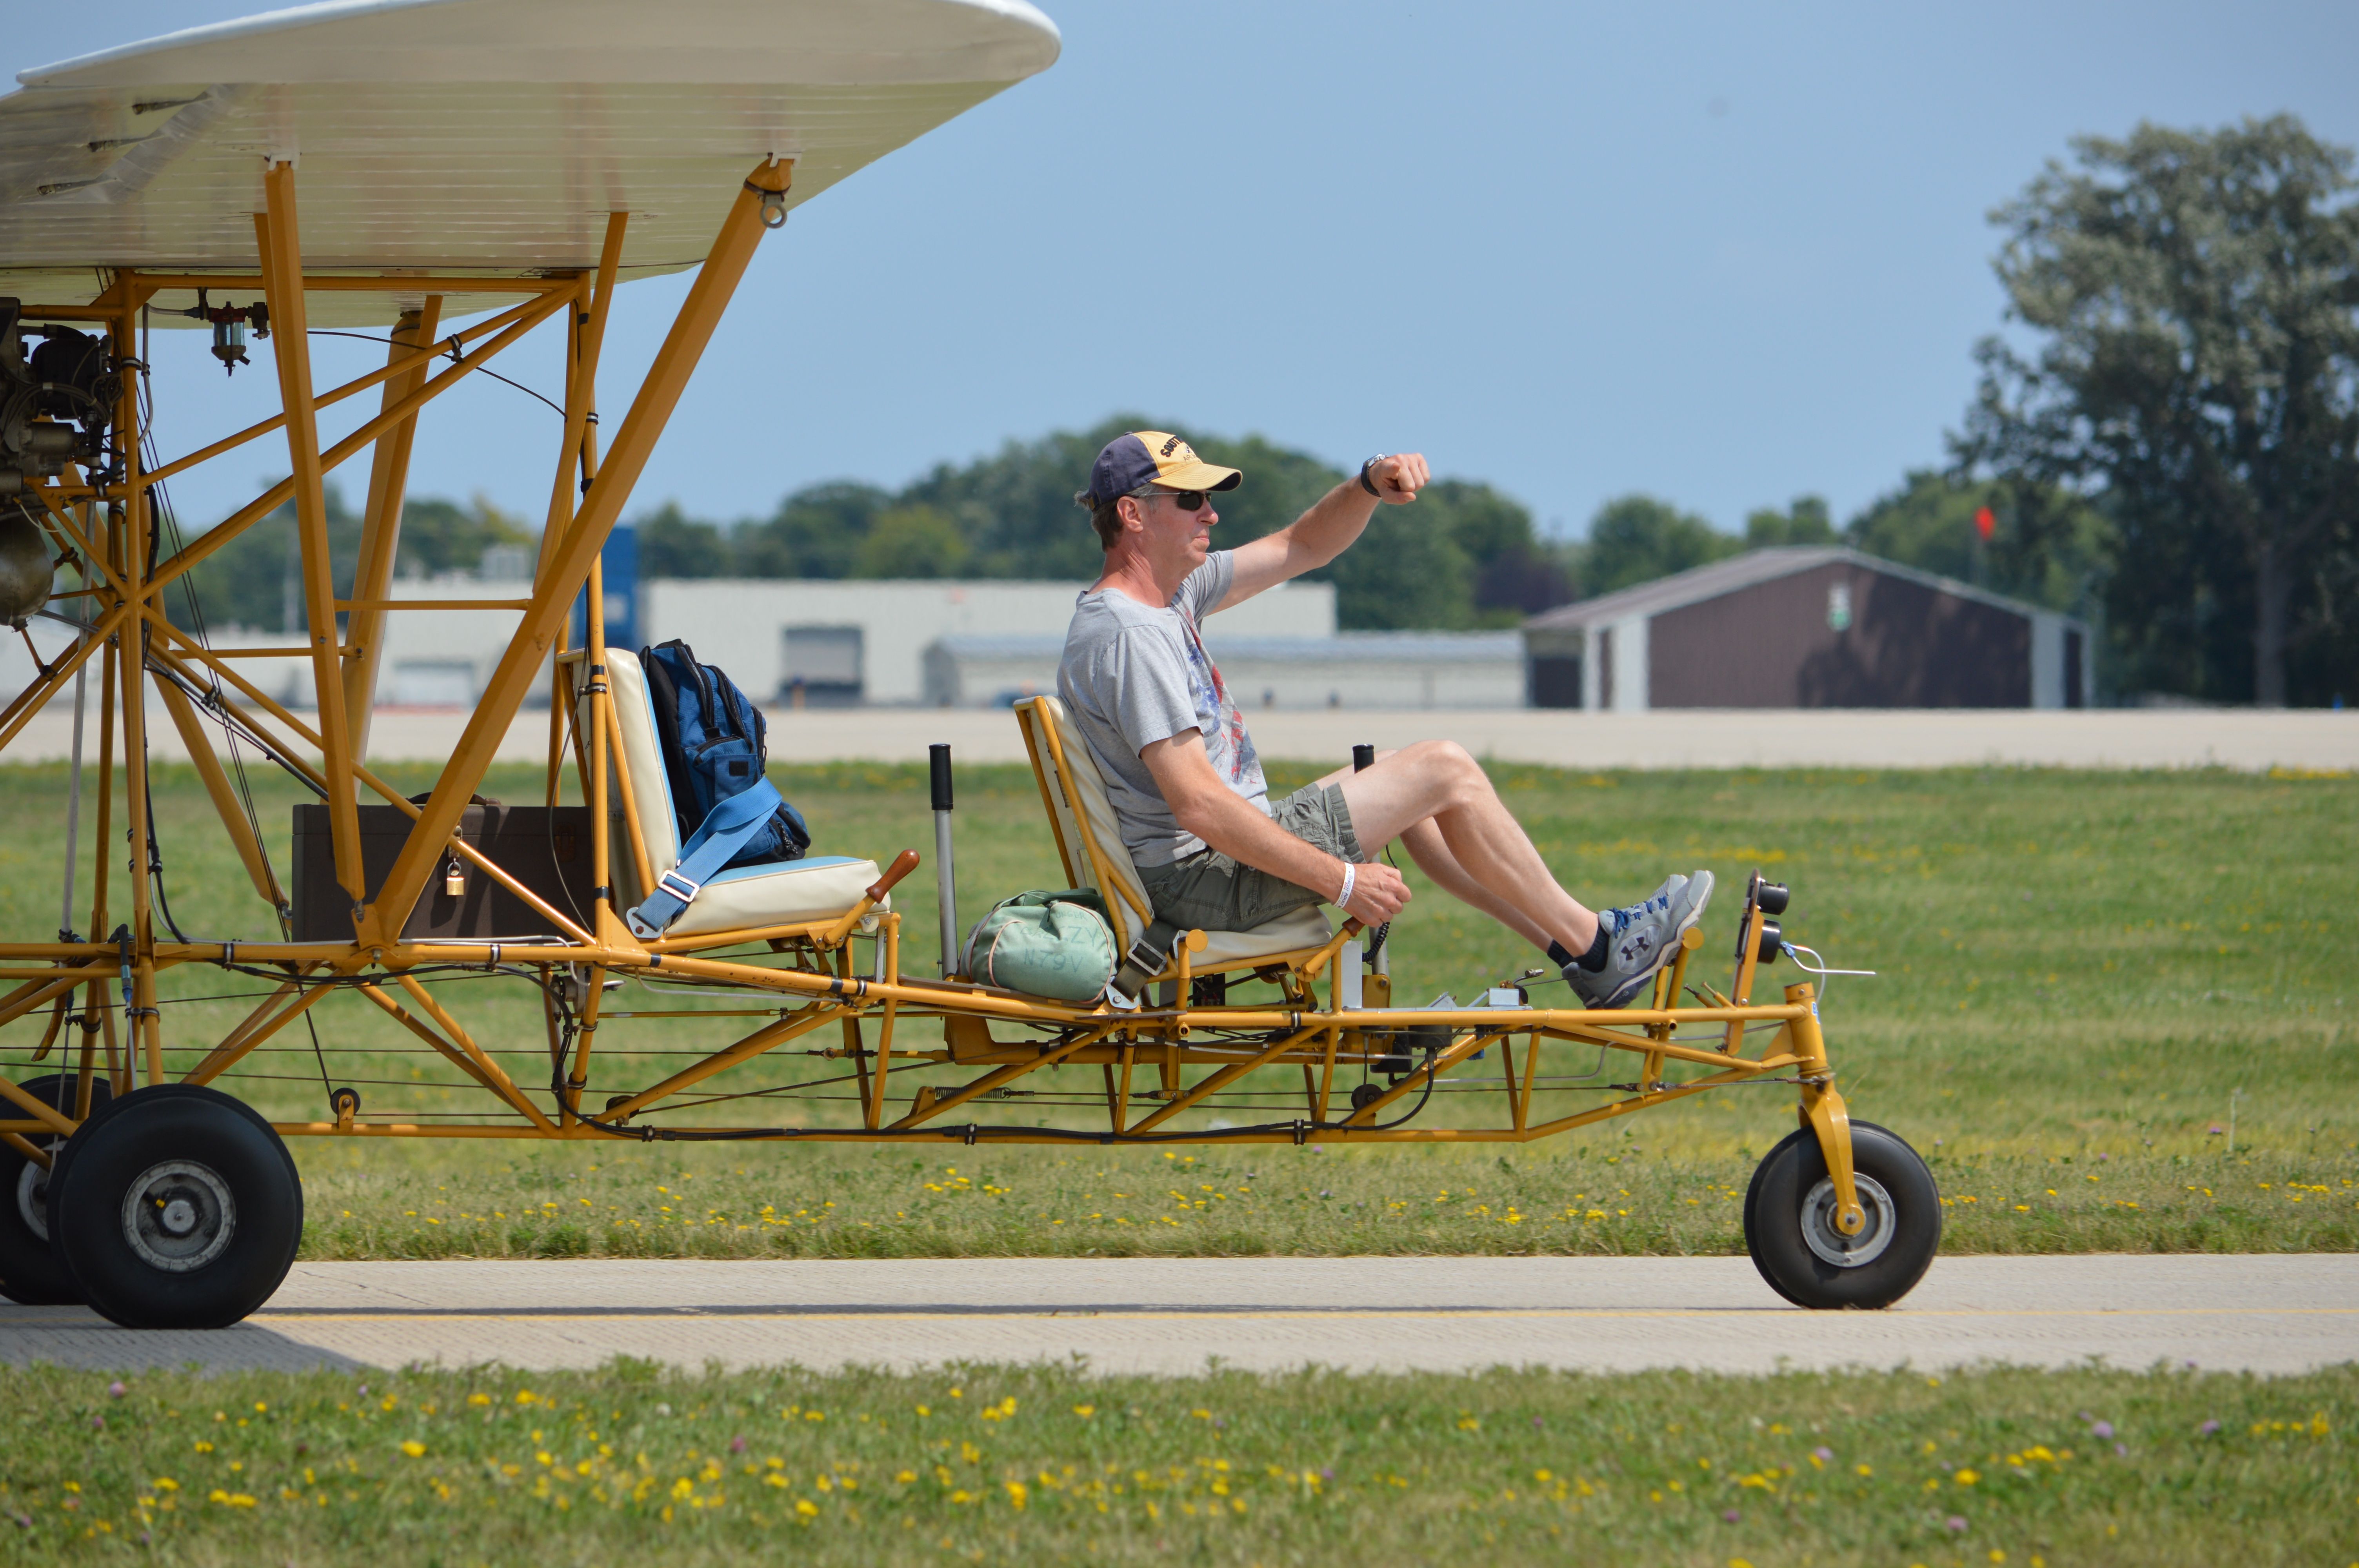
left=0, top=0, right=1060, bottom=325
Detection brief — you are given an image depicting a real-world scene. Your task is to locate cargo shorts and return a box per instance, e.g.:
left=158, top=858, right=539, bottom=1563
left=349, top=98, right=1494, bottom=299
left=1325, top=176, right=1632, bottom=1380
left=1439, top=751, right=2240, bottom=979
left=1136, top=782, right=1362, bottom=933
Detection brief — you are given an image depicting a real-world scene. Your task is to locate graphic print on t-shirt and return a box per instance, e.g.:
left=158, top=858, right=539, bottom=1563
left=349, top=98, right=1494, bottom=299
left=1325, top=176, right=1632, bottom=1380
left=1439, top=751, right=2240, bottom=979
left=1177, top=605, right=1263, bottom=797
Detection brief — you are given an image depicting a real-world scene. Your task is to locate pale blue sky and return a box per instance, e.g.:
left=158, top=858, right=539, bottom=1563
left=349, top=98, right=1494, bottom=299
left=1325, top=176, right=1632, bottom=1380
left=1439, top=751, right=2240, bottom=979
left=18, top=1, right=2359, bottom=541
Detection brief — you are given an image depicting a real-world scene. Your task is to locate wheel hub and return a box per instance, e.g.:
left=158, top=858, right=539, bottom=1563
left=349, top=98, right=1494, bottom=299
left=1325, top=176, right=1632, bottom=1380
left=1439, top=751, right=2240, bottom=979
left=1800, top=1172, right=1895, bottom=1268
left=15, top=1157, right=53, bottom=1243
left=121, top=1160, right=237, bottom=1272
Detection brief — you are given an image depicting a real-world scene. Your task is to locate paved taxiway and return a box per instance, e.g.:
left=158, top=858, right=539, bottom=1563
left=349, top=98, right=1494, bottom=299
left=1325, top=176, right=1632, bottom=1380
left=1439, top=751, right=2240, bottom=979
left=3, top=1254, right=2353, bottom=1377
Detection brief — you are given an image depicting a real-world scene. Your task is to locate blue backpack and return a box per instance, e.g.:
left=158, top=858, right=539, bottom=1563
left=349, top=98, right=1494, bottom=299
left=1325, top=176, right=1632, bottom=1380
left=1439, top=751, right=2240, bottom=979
left=625, top=639, right=810, bottom=938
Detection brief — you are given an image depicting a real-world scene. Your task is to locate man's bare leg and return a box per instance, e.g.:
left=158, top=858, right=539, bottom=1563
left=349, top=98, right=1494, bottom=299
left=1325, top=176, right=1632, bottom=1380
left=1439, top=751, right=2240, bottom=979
left=1321, top=742, right=1598, bottom=955
left=1392, top=818, right=1554, bottom=949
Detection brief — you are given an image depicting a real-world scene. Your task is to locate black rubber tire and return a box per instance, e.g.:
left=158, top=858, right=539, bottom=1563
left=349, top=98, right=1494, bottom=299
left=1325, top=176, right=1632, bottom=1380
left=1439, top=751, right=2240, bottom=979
left=0, top=1073, right=111, bottom=1305
left=1745, top=1119, right=1939, bottom=1310
left=1740, top=1132, right=1773, bottom=1271
left=49, top=1084, right=302, bottom=1329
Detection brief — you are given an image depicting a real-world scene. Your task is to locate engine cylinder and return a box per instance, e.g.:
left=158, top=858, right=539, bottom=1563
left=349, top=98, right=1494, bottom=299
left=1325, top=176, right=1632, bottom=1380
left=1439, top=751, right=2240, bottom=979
left=0, top=505, right=53, bottom=625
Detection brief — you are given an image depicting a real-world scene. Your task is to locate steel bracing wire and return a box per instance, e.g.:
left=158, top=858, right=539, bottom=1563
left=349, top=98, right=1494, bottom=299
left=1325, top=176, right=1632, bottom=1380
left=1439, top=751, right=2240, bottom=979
left=137, top=301, right=334, bottom=1104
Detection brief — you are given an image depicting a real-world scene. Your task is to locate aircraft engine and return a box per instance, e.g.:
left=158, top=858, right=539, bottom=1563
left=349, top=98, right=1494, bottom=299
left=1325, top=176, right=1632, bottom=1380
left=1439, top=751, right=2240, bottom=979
left=0, top=297, right=119, bottom=498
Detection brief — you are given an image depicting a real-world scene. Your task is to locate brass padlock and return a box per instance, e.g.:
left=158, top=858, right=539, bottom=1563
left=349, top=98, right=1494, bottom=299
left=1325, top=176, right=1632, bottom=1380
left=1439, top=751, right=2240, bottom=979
left=444, top=856, right=465, bottom=898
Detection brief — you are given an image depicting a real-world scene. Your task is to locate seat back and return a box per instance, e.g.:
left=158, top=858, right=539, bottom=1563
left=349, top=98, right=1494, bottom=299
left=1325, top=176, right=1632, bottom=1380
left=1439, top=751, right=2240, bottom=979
left=583, top=649, right=683, bottom=875
left=1012, top=695, right=1155, bottom=953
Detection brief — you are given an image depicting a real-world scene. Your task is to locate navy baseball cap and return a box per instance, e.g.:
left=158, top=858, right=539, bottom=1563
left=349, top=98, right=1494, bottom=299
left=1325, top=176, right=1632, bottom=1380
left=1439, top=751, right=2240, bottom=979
left=1079, top=431, right=1243, bottom=507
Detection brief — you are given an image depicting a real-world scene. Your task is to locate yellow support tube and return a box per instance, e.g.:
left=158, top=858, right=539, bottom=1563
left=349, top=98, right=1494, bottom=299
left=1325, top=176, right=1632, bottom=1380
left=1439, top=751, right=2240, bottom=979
left=1787, top=981, right=1865, bottom=1235
left=154, top=677, right=282, bottom=909
left=111, top=304, right=163, bottom=1087
left=140, top=290, right=535, bottom=490
left=179, top=980, right=334, bottom=1088
left=343, top=299, right=444, bottom=763
left=139, top=621, right=596, bottom=949
left=256, top=163, right=364, bottom=906
left=144, top=290, right=572, bottom=600
left=391, top=973, right=560, bottom=1134
left=538, top=214, right=627, bottom=582
left=598, top=1000, right=845, bottom=1124
left=360, top=163, right=791, bottom=951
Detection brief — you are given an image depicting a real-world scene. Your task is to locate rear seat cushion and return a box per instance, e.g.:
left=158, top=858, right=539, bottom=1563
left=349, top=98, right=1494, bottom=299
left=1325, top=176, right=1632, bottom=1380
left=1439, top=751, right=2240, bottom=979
left=664, top=855, right=882, bottom=938
left=596, top=650, right=881, bottom=935
left=1197, top=905, right=1334, bottom=965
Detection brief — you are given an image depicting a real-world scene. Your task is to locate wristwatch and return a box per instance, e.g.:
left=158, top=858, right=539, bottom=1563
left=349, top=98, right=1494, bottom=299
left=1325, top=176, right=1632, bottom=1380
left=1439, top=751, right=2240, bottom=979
left=1359, top=454, right=1389, bottom=496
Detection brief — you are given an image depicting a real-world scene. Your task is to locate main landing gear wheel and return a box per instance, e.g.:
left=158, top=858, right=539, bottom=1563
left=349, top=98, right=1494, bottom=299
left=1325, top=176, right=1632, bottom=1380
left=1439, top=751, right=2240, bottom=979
left=49, top=1084, right=303, bottom=1329
left=0, top=1073, right=111, bottom=1305
left=1743, top=1119, right=1938, bottom=1310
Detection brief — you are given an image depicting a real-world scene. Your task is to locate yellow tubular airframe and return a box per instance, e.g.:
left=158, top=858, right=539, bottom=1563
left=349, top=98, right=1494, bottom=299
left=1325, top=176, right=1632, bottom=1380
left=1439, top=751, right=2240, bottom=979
left=1, top=154, right=1933, bottom=1323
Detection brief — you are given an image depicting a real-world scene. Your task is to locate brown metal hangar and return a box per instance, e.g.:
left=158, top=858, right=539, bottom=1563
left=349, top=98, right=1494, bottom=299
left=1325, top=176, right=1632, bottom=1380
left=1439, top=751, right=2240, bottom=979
left=1523, top=546, right=2094, bottom=710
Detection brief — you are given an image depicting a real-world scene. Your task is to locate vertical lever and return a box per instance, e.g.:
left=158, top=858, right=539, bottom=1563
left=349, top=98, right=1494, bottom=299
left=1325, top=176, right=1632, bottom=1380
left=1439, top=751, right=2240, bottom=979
left=930, top=743, right=958, bottom=977
left=1350, top=744, right=1387, bottom=976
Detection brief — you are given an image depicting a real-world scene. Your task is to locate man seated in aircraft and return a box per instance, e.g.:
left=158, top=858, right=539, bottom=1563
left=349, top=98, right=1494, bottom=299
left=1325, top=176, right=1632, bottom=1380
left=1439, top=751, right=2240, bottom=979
left=1057, top=431, right=1712, bottom=1009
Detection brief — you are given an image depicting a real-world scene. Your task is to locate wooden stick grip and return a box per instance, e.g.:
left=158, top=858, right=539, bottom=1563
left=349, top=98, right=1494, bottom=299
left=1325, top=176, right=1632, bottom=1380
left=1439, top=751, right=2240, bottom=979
left=868, top=849, right=921, bottom=902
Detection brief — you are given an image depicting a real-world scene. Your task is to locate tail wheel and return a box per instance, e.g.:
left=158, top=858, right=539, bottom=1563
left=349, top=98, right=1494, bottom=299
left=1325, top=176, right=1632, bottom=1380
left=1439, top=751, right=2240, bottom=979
left=49, top=1084, right=302, bottom=1329
left=1743, top=1119, right=1939, bottom=1310
left=0, top=1073, right=112, bottom=1305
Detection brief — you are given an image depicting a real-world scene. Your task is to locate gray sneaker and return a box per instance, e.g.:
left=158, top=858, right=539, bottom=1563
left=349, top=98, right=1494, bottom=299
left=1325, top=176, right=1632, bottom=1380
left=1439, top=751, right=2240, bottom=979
left=1566, top=870, right=1715, bottom=1009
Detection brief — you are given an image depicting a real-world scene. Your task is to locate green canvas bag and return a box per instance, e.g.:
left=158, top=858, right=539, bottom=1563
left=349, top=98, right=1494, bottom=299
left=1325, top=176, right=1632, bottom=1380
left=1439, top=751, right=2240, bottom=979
left=961, top=889, right=1118, bottom=1002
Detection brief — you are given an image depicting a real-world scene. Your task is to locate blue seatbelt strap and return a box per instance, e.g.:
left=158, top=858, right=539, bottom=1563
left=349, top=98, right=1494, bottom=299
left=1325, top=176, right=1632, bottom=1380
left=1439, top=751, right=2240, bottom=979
left=625, top=779, right=785, bottom=939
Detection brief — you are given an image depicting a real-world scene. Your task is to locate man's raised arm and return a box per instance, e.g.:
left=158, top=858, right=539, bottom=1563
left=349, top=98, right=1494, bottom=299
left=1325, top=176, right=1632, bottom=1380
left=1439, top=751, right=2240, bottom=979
left=1217, top=452, right=1431, bottom=611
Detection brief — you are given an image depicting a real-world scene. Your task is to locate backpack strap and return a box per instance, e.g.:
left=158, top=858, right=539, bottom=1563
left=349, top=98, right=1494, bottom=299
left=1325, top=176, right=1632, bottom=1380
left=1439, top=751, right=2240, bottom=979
left=1104, top=916, right=1184, bottom=1011
left=639, top=642, right=700, bottom=842
left=625, top=779, right=787, bottom=939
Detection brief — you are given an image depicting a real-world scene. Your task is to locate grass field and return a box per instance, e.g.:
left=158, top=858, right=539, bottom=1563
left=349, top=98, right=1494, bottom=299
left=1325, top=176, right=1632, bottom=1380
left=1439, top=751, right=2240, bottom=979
left=3, top=758, right=2354, bottom=1260
left=2, top=1360, right=2350, bottom=1566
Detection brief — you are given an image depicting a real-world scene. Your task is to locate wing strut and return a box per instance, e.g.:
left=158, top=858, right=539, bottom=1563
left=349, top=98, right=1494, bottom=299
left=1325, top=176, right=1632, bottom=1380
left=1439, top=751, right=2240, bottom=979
left=356, top=162, right=793, bottom=956
left=343, top=298, right=444, bottom=762
left=255, top=162, right=364, bottom=916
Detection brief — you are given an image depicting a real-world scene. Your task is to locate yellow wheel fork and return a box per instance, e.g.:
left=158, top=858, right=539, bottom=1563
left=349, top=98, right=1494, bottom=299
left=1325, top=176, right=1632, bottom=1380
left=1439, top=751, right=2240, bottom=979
left=1787, top=981, right=1865, bottom=1236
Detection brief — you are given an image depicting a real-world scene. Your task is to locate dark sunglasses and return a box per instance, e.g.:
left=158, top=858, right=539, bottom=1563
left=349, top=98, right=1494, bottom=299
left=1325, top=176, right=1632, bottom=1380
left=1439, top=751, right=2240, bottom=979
left=1132, top=487, right=1210, bottom=512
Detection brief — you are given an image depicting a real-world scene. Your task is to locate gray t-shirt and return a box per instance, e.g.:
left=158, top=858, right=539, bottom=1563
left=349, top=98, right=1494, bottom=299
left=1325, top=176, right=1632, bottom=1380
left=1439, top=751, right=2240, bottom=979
left=1057, top=551, right=1268, bottom=867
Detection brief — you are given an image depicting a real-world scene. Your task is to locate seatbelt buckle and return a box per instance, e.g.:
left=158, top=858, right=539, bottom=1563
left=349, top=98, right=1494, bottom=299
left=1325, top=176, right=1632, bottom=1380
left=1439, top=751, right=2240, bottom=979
left=655, top=869, right=702, bottom=904
left=1104, top=931, right=1172, bottom=1011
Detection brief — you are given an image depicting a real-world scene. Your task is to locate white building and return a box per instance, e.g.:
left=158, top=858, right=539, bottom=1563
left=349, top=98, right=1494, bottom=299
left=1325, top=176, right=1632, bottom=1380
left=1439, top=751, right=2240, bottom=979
left=924, top=630, right=1528, bottom=710
left=638, top=578, right=1339, bottom=706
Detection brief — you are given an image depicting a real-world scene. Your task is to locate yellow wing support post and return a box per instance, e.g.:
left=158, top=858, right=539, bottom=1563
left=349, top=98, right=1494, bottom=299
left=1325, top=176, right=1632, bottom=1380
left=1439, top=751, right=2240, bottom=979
left=355, top=162, right=792, bottom=958
left=257, top=162, right=365, bottom=922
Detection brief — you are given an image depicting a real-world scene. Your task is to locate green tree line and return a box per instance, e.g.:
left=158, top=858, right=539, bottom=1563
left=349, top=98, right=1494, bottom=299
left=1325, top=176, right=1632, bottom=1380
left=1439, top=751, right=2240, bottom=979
left=166, top=491, right=538, bottom=633
left=634, top=419, right=2100, bottom=633
left=635, top=416, right=1577, bottom=632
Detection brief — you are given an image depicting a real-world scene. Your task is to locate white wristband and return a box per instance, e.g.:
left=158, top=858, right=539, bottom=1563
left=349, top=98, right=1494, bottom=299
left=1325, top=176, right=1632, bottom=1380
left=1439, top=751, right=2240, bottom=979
left=1337, top=861, right=1356, bottom=908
